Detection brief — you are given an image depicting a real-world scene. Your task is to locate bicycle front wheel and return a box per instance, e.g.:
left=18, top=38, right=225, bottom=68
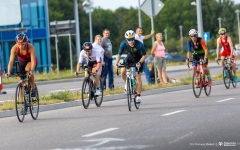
left=231, top=70, right=237, bottom=88
left=223, top=67, right=230, bottom=89
left=204, top=75, right=211, bottom=96
left=133, top=77, right=140, bottom=109
left=192, top=70, right=202, bottom=98
left=127, top=78, right=132, bottom=111
left=15, top=83, right=25, bottom=122
left=82, top=78, right=91, bottom=109
left=94, top=78, right=103, bottom=107
left=30, top=84, right=39, bottom=120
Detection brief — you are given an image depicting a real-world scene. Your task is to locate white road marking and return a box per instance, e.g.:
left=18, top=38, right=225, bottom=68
left=216, top=98, right=235, bottom=103
left=162, top=110, right=186, bottom=116
left=169, top=132, right=193, bottom=144
left=51, top=88, right=81, bottom=93
left=82, top=128, right=119, bottom=137
left=0, top=100, right=13, bottom=103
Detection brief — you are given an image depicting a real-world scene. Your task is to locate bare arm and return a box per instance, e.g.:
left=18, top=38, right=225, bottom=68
left=187, top=51, right=191, bottom=60
left=216, top=38, right=220, bottom=59
left=115, top=54, right=121, bottom=65
left=151, top=43, right=157, bottom=57
left=144, top=30, right=154, bottom=40
left=139, top=55, right=147, bottom=63
left=76, top=62, right=82, bottom=73
left=228, top=37, right=234, bottom=57
left=7, top=45, right=17, bottom=75
left=30, top=44, right=36, bottom=72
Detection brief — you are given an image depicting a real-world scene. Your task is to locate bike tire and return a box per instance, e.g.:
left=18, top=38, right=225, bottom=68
left=30, top=84, right=39, bottom=120
left=204, top=75, right=211, bottom=96
left=94, top=78, right=103, bottom=107
left=192, top=70, right=202, bottom=98
left=15, top=83, right=25, bottom=122
left=127, top=78, right=132, bottom=111
left=133, top=77, right=140, bottom=109
left=82, top=78, right=91, bottom=109
left=223, top=66, right=230, bottom=89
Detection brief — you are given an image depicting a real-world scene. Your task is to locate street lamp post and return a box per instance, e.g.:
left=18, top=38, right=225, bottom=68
left=138, top=0, right=142, bottom=27
left=218, top=17, right=222, bottom=29
left=83, top=0, right=93, bottom=43
left=164, top=29, right=167, bottom=43
left=179, top=25, right=183, bottom=53
left=191, top=0, right=204, bottom=37
left=235, top=9, right=240, bottom=44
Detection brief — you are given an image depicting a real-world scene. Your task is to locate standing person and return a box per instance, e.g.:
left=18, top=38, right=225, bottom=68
left=215, top=28, right=238, bottom=82
left=115, top=30, right=147, bottom=103
left=101, top=29, right=114, bottom=90
left=92, top=35, right=105, bottom=67
left=186, top=29, right=212, bottom=87
left=135, top=27, right=154, bottom=84
left=5, top=33, right=38, bottom=97
left=151, top=33, right=168, bottom=84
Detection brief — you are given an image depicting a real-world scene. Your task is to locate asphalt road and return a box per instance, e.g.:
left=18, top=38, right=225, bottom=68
left=0, top=66, right=227, bottom=102
left=0, top=84, right=239, bottom=150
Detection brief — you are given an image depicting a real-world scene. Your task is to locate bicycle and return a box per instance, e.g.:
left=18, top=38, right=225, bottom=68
left=81, top=65, right=103, bottom=109
left=217, top=58, right=237, bottom=89
left=188, top=58, right=211, bottom=98
left=117, top=62, right=140, bottom=111
left=14, top=61, right=39, bottom=122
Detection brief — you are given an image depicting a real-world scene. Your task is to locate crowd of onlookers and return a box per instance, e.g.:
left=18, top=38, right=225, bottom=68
left=92, top=27, right=172, bottom=90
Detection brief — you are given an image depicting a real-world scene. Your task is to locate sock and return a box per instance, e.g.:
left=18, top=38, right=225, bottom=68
left=207, top=75, right=211, bottom=79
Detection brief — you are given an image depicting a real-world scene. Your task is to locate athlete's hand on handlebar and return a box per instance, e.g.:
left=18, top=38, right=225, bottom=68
left=5, top=73, right=9, bottom=78
left=136, top=62, right=141, bottom=68
left=75, top=72, right=79, bottom=77
left=114, top=63, right=119, bottom=69
left=186, top=59, right=190, bottom=68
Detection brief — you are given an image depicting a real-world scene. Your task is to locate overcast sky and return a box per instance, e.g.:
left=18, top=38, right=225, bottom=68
left=92, top=0, right=240, bottom=10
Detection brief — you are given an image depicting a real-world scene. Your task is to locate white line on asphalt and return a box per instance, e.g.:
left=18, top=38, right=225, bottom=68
left=51, top=88, right=81, bottom=93
left=161, top=110, right=186, bottom=116
left=169, top=132, right=193, bottom=144
left=0, top=100, right=13, bottom=103
left=82, top=128, right=119, bottom=137
left=216, top=98, right=235, bottom=103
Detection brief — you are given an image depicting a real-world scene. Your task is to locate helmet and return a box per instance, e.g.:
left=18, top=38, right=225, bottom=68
left=218, top=28, right=226, bottom=34
left=15, top=33, right=28, bottom=43
left=82, top=42, right=92, bottom=51
left=125, top=30, right=135, bottom=39
left=189, top=29, right=198, bottom=35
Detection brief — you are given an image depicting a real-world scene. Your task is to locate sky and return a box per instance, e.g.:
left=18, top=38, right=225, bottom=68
left=92, top=0, right=240, bottom=10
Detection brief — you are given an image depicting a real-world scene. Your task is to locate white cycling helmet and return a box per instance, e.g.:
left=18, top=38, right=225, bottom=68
left=125, top=30, right=135, bottom=39
left=189, top=29, right=198, bottom=35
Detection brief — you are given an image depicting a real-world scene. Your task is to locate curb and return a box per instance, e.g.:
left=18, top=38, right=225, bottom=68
left=0, top=80, right=224, bottom=118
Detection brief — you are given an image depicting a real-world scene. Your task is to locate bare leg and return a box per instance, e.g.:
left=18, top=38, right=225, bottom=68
left=25, top=62, right=35, bottom=89
left=92, top=68, right=100, bottom=87
left=121, top=68, right=126, bottom=84
left=136, top=72, right=142, bottom=95
left=161, top=68, right=168, bottom=83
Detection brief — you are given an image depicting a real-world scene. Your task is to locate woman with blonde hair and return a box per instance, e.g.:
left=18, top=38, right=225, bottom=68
left=92, top=34, right=105, bottom=66
left=151, top=33, right=168, bottom=84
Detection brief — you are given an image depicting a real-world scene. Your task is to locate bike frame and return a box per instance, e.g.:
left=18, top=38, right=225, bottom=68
left=196, top=60, right=206, bottom=87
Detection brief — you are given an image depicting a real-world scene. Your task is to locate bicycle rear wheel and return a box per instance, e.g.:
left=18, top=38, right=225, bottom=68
left=30, top=84, right=39, bottom=120
left=223, top=67, right=230, bottom=89
left=204, top=75, right=211, bottom=96
left=82, top=78, right=91, bottom=109
left=127, top=78, right=132, bottom=111
left=192, top=70, right=202, bottom=98
left=94, top=78, right=103, bottom=107
left=15, top=83, right=25, bottom=122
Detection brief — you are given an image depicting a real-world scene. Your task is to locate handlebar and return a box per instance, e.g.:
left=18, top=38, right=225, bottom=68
left=116, top=62, right=140, bottom=75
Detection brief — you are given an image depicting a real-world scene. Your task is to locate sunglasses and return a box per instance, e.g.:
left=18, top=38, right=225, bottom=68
left=220, top=33, right=225, bottom=35
left=127, top=38, right=135, bottom=41
left=190, top=35, right=196, bottom=38
left=17, top=43, right=26, bottom=46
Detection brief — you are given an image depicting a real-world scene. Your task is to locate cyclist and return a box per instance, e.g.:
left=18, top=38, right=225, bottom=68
left=186, top=29, right=212, bottom=87
left=75, top=42, right=102, bottom=95
left=5, top=33, right=38, bottom=97
left=114, top=30, right=147, bottom=103
left=215, top=28, right=238, bottom=82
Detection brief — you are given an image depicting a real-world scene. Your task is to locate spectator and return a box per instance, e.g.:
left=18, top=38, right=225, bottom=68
left=101, top=29, right=114, bottom=89
left=135, top=27, right=155, bottom=84
left=92, top=35, right=105, bottom=66
left=150, top=63, right=175, bottom=84
left=151, top=33, right=168, bottom=84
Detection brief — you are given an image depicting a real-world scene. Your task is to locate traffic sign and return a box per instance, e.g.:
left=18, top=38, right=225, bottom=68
left=203, top=32, right=210, bottom=42
left=141, top=0, right=164, bottom=18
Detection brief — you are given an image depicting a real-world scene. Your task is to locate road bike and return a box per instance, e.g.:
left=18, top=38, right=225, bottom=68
left=217, top=58, right=237, bottom=89
left=14, top=61, right=39, bottom=122
left=81, top=65, right=103, bottom=109
left=117, top=62, right=140, bottom=111
left=188, top=58, right=211, bottom=98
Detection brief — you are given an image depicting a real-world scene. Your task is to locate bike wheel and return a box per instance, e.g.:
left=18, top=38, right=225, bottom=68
left=223, top=67, right=230, bottom=89
left=30, top=84, right=39, bottom=120
left=192, top=70, right=202, bottom=98
left=82, top=78, right=91, bottom=109
left=94, top=78, right=103, bottom=107
left=15, top=83, right=25, bottom=122
left=133, top=78, right=140, bottom=109
left=127, top=78, right=132, bottom=111
left=204, top=75, right=211, bottom=96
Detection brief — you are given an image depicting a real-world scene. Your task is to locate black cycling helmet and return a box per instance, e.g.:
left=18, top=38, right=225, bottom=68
left=82, top=42, right=93, bottom=51
left=15, top=33, right=28, bottom=43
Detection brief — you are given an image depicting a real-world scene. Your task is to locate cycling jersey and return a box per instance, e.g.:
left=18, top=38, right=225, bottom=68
left=17, top=43, right=31, bottom=61
left=187, top=37, right=207, bottom=54
left=118, top=40, right=146, bottom=61
left=220, top=36, right=235, bottom=60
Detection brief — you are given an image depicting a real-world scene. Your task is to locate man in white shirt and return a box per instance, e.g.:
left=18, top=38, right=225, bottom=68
left=135, top=27, right=154, bottom=84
